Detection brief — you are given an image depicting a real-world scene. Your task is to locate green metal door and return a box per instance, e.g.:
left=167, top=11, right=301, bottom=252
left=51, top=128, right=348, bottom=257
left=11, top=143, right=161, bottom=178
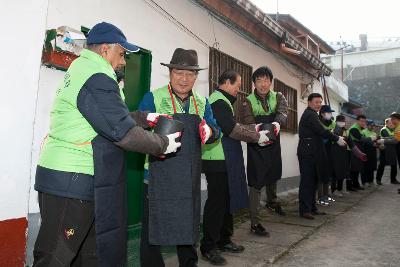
left=123, top=49, right=152, bottom=266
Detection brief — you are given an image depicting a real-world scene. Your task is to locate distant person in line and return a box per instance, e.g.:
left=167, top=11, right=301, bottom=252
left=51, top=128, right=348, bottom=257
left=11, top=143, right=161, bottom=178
left=376, top=118, right=399, bottom=185
left=297, top=93, right=346, bottom=220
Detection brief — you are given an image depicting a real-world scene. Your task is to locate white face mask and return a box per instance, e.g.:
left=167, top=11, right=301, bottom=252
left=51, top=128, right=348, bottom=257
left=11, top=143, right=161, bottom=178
left=337, top=122, right=346, bottom=128
left=323, top=113, right=332, bottom=120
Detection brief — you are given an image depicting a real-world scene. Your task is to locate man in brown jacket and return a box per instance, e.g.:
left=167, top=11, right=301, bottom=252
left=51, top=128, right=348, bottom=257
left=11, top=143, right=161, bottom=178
left=238, top=66, right=288, bottom=236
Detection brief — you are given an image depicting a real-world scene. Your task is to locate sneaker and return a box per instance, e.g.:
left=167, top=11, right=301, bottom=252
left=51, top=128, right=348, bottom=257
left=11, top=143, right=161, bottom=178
left=250, top=223, right=270, bottom=237
left=217, top=242, right=245, bottom=253
left=317, top=199, right=329, bottom=206
left=202, top=249, right=227, bottom=266
left=327, top=196, right=336, bottom=202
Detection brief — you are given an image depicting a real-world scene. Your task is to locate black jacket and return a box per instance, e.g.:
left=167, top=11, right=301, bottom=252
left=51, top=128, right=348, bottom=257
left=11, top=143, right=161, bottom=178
left=297, top=107, right=339, bottom=181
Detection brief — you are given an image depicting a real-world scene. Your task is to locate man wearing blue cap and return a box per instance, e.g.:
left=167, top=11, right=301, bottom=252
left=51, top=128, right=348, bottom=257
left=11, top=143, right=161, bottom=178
left=317, top=105, right=337, bottom=206
left=33, top=22, right=181, bottom=267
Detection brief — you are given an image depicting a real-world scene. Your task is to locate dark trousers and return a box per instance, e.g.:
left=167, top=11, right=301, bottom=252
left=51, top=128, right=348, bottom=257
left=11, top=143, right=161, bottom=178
left=331, top=179, right=344, bottom=192
left=376, top=152, right=398, bottom=182
left=298, top=156, right=318, bottom=215
left=201, top=172, right=233, bottom=253
left=33, top=192, right=97, bottom=267
left=140, top=184, right=198, bottom=267
left=361, top=170, right=375, bottom=184
left=350, top=171, right=361, bottom=188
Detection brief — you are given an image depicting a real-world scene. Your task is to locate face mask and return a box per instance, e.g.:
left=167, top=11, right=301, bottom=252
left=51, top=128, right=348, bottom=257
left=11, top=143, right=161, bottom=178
left=323, top=113, right=332, bottom=120
left=337, top=122, right=346, bottom=128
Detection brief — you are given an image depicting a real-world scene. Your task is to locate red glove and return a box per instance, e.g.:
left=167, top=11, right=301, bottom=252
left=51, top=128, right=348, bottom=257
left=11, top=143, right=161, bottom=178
left=272, top=122, right=280, bottom=136
left=199, top=119, right=212, bottom=144
left=352, top=145, right=368, bottom=162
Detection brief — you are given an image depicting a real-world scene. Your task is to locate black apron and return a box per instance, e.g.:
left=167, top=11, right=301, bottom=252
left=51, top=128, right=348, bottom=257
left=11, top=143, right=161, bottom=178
left=92, top=135, right=127, bottom=267
left=221, top=136, right=249, bottom=214
left=148, top=91, right=202, bottom=245
left=364, top=142, right=377, bottom=172
left=247, top=114, right=282, bottom=190
left=330, top=144, right=349, bottom=180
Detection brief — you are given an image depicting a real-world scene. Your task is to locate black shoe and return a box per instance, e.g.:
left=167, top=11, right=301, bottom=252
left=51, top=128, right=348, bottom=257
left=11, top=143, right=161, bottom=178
left=266, top=203, right=286, bottom=216
left=218, top=242, right=245, bottom=253
left=250, top=223, right=270, bottom=237
left=391, top=180, right=400, bottom=185
left=274, top=205, right=286, bottom=216
left=312, top=210, right=327, bottom=215
left=201, top=249, right=227, bottom=266
left=348, top=187, right=358, bottom=192
left=377, top=181, right=383, bottom=185
left=300, top=213, right=315, bottom=220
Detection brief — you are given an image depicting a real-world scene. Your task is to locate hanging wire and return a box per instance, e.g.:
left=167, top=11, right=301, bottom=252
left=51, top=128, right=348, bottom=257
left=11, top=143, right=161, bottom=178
left=142, top=0, right=209, bottom=48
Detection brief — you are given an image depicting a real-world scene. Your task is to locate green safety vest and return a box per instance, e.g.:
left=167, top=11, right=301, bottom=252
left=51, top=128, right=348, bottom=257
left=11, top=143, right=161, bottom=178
left=380, top=126, right=394, bottom=137
left=144, top=85, right=206, bottom=170
left=246, top=91, right=277, bottom=116
left=38, top=49, right=117, bottom=175
left=348, top=123, right=364, bottom=142
left=362, top=128, right=377, bottom=138
left=201, top=90, right=233, bottom=161
left=322, top=120, right=336, bottom=131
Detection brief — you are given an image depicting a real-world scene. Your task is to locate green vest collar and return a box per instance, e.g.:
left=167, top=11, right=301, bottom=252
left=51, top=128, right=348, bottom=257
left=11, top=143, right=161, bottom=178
left=80, top=49, right=117, bottom=81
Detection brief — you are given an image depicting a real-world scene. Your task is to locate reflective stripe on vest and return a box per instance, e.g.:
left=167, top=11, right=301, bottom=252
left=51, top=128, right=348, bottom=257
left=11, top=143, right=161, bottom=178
left=201, top=90, right=233, bottom=161
left=38, top=49, right=117, bottom=175
left=246, top=91, right=277, bottom=116
left=362, top=128, right=377, bottom=138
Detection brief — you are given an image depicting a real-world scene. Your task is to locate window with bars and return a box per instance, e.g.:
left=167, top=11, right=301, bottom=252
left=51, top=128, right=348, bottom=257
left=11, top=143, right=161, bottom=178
left=209, top=48, right=253, bottom=122
left=274, top=79, right=298, bottom=134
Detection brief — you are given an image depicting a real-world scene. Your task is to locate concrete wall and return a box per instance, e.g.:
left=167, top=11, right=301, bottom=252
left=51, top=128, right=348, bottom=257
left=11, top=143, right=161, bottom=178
left=323, top=47, right=400, bottom=69
left=329, top=52, right=400, bottom=121
left=0, top=1, right=49, bottom=265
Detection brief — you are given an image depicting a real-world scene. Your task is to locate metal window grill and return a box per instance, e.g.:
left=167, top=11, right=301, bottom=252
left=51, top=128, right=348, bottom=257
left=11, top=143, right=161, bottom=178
left=209, top=48, right=253, bottom=122
left=274, top=79, right=298, bottom=134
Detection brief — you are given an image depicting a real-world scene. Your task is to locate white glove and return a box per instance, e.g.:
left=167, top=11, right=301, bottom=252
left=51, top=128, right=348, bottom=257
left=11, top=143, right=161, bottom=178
left=272, top=122, right=280, bottom=135
left=337, top=136, right=347, bottom=147
left=164, top=132, right=182, bottom=154
left=376, top=139, right=385, bottom=145
left=370, top=135, right=377, bottom=142
left=258, top=130, right=270, bottom=147
left=147, top=113, right=160, bottom=127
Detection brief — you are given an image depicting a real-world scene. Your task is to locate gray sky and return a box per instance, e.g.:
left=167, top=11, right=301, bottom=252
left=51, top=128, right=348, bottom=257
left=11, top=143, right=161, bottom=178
left=250, top=0, right=400, bottom=44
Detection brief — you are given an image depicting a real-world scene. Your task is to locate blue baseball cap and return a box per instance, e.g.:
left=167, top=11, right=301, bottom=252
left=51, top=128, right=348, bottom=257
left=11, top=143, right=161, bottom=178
left=320, top=105, right=335, bottom=113
left=87, top=22, right=139, bottom=53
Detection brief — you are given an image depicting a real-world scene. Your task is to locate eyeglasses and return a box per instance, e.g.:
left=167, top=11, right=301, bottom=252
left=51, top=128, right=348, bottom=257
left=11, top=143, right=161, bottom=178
left=171, top=69, right=197, bottom=80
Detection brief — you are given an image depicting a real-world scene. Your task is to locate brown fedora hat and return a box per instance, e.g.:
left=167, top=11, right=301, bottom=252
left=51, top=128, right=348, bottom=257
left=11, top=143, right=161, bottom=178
left=161, top=48, right=206, bottom=71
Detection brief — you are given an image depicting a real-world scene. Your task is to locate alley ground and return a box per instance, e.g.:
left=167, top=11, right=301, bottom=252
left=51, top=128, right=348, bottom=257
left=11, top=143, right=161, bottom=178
left=165, top=170, right=400, bottom=267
